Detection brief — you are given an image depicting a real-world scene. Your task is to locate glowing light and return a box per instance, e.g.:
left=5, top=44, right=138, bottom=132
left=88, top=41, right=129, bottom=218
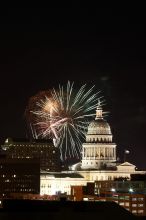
left=129, top=188, right=134, bottom=193
left=111, top=188, right=116, bottom=192
left=26, top=81, right=102, bottom=161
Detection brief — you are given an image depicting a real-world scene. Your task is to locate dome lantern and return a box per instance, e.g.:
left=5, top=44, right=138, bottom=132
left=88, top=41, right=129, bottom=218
left=95, top=99, right=103, bottom=120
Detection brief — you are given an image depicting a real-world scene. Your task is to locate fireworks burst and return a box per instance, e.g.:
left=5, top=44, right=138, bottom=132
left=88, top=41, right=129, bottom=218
left=26, top=81, right=103, bottom=161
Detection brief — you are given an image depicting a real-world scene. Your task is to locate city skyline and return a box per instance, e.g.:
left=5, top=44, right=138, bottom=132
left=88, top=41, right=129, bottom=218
left=0, top=8, right=146, bottom=169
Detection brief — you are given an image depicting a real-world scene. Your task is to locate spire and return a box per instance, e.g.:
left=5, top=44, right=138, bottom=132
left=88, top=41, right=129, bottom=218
left=95, top=99, right=103, bottom=120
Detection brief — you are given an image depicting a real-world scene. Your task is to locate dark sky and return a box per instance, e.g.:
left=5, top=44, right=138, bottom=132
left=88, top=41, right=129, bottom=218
left=0, top=7, right=146, bottom=168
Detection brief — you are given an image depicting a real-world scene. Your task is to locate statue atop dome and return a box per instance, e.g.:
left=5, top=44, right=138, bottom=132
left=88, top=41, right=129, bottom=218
left=87, top=100, right=112, bottom=136
left=95, top=99, right=103, bottom=120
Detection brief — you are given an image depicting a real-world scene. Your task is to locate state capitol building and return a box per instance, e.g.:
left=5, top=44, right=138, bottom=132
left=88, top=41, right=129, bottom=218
left=1, top=101, right=146, bottom=197
left=1, top=102, right=146, bottom=218
left=40, top=102, right=146, bottom=195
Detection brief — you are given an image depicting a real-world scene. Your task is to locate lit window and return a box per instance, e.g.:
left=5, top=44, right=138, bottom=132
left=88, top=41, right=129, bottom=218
left=138, top=197, right=144, bottom=201
left=138, top=204, right=143, bottom=207
left=138, top=210, right=144, bottom=213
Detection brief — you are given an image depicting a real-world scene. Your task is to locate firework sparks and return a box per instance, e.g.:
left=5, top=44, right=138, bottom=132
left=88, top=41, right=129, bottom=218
left=26, top=81, right=103, bottom=161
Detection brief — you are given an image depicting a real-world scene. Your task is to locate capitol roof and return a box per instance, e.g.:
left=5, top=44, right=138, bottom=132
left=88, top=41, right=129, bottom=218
left=87, top=101, right=112, bottom=135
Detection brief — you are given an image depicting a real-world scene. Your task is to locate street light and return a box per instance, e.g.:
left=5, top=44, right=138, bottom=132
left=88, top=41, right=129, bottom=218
left=111, top=188, right=116, bottom=192
left=111, top=188, right=116, bottom=200
left=129, top=188, right=134, bottom=193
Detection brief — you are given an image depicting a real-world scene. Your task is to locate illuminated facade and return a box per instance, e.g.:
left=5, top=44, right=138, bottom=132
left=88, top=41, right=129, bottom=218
left=81, top=102, right=116, bottom=170
left=39, top=103, right=146, bottom=196
left=1, top=103, right=144, bottom=198
left=40, top=172, right=86, bottom=195
left=68, top=103, right=146, bottom=181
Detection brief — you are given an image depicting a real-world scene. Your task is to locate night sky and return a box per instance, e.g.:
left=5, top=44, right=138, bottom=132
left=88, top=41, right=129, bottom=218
left=0, top=8, right=146, bottom=169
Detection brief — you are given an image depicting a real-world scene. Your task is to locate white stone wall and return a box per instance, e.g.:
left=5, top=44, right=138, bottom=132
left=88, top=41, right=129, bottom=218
left=40, top=175, right=87, bottom=195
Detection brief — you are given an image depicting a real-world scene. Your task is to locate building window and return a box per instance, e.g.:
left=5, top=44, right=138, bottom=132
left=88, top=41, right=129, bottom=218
left=138, top=197, right=144, bottom=201
left=138, top=210, right=144, bottom=213
left=138, top=204, right=143, bottom=207
left=132, top=198, right=137, bottom=201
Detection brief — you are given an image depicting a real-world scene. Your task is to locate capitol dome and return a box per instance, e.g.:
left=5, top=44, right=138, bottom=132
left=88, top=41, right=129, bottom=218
left=86, top=101, right=113, bottom=143
left=87, top=119, right=112, bottom=135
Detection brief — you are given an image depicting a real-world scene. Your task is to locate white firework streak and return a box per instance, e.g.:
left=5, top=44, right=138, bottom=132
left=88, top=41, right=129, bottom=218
left=30, top=81, right=102, bottom=161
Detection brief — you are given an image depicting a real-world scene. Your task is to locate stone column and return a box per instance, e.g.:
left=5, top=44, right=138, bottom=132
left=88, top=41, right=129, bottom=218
left=110, top=148, right=112, bottom=158
left=107, top=148, right=109, bottom=158
left=85, top=147, right=87, bottom=158
left=99, top=147, right=100, bottom=159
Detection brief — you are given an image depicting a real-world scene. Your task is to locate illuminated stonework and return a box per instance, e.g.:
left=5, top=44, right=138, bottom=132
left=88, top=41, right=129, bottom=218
left=81, top=102, right=116, bottom=169
left=39, top=102, right=146, bottom=196
left=40, top=172, right=86, bottom=195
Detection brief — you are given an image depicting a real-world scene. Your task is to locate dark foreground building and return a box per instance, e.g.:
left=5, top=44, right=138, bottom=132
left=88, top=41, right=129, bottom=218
left=0, top=200, right=137, bottom=220
left=0, top=159, right=40, bottom=197
left=1, top=138, right=61, bottom=171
